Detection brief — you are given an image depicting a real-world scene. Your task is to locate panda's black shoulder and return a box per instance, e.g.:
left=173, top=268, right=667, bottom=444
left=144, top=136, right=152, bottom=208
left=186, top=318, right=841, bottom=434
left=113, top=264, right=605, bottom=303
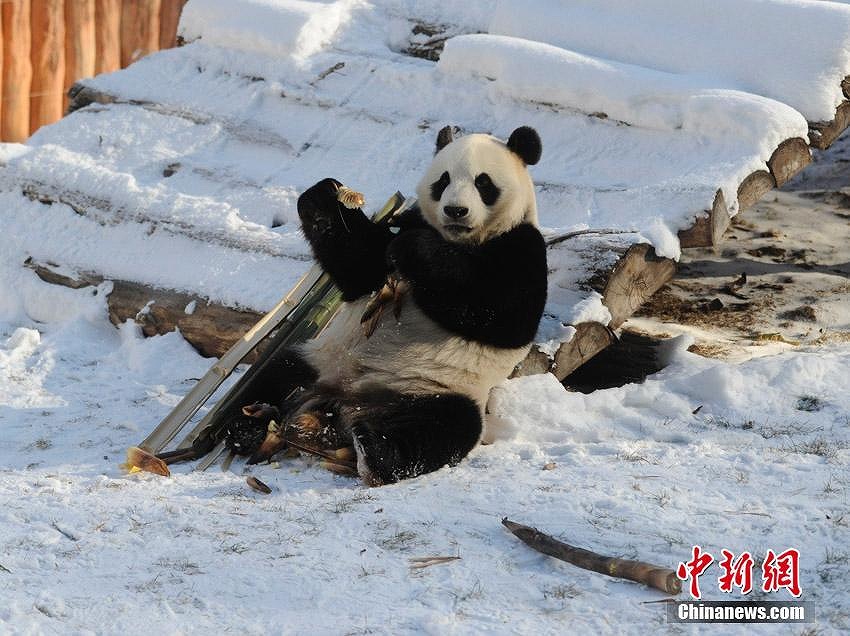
left=484, top=222, right=547, bottom=268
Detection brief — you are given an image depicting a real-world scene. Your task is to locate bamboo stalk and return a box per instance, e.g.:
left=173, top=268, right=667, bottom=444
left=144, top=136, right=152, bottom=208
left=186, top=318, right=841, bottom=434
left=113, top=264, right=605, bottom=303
left=159, top=0, right=186, bottom=49
left=2, top=0, right=31, bottom=141
left=95, top=0, right=122, bottom=74
left=64, top=0, right=96, bottom=110
left=30, top=0, right=65, bottom=135
left=502, top=518, right=681, bottom=595
left=121, top=0, right=161, bottom=67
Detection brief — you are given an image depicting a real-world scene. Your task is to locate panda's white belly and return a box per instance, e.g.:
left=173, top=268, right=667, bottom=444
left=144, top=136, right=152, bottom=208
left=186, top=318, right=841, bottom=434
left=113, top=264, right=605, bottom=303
left=299, top=296, right=529, bottom=407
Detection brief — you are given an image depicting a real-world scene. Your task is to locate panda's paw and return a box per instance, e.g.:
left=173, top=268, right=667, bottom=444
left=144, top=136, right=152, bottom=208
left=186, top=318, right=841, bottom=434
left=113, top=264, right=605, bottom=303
left=296, top=178, right=342, bottom=232
left=351, top=425, right=389, bottom=487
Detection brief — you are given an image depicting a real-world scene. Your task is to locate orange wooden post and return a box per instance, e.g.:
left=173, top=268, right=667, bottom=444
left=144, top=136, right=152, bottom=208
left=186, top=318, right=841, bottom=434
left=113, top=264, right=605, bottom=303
left=121, top=0, right=161, bottom=67
left=2, top=0, right=32, bottom=142
left=30, top=0, right=66, bottom=135
left=159, top=0, right=187, bottom=50
left=95, top=0, right=122, bottom=74
left=65, top=0, right=96, bottom=109
left=0, top=2, right=4, bottom=130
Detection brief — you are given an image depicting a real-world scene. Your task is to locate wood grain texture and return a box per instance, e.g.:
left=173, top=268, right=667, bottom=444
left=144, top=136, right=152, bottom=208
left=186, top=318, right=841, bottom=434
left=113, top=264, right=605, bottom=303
left=121, top=0, right=161, bottom=67
left=736, top=170, right=775, bottom=212
left=95, top=0, right=122, bottom=74
left=30, top=0, right=65, bottom=134
left=809, top=101, right=850, bottom=151
left=159, top=0, right=187, bottom=49
left=64, top=0, right=96, bottom=110
left=767, top=137, right=811, bottom=186
left=1, top=0, right=31, bottom=141
left=677, top=190, right=729, bottom=249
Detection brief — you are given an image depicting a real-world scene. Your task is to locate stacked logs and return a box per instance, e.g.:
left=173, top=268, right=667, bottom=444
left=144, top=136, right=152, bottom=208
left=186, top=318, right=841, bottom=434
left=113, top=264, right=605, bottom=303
left=0, top=0, right=186, bottom=141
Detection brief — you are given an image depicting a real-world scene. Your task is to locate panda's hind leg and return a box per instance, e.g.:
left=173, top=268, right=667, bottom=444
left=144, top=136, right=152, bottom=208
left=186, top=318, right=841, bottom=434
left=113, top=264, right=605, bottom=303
left=343, top=392, right=483, bottom=485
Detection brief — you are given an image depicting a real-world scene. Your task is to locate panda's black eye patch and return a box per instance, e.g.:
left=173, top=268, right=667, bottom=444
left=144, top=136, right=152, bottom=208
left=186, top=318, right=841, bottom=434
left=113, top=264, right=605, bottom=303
left=430, top=171, right=451, bottom=201
left=474, top=172, right=500, bottom=206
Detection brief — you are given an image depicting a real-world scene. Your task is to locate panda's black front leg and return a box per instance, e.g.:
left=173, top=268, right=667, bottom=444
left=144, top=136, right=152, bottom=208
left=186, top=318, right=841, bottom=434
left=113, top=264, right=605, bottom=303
left=297, top=178, right=395, bottom=301
left=345, top=393, right=483, bottom=485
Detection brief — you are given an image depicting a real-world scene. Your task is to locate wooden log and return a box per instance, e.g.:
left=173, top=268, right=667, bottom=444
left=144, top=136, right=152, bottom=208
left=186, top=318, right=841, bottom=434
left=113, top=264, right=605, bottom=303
left=736, top=170, right=775, bottom=212
left=513, top=243, right=675, bottom=380
left=25, top=260, right=262, bottom=360
left=767, top=137, right=811, bottom=186
left=809, top=101, right=850, bottom=151
left=121, top=0, right=162, bottom=67
left=502, top=518, right=681, bottom=595
left=601, top=243, right=677, bottom=328
left=1, top=0, right=32, bottom=141
left=159, top=0, right=186, bottom=50
left=677, top=189, right=729, bottom=249
left=95, top=0, right=122, bottom=75
left=64, top=0, right=96, bottom=110
left=30, top=0, right=65, bottom=135
left=842, top=77, right=850, bottom=101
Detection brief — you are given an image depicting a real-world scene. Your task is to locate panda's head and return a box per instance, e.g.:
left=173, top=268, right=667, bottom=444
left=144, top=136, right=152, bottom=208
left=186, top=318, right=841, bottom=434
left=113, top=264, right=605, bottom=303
left=415, top=125, right=542, bottom=244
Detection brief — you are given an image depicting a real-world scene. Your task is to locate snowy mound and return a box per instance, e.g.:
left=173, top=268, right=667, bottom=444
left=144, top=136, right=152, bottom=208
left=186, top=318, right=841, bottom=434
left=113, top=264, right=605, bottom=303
left=1, top=0, right=848, bottom=346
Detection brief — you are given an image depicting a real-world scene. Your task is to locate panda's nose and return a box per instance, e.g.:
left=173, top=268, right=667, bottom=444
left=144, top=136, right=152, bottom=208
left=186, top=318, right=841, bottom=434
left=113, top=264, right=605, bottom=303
left=444, top=205, right=469, bottom=219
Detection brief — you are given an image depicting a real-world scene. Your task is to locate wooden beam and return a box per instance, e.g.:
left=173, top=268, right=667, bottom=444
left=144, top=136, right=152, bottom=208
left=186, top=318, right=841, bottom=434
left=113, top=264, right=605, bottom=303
left=1, top=0, right=31, bottom=141
left=64, top=0, right=96, bottom=110
left=30, top=0, right=65, bottom=134
left=121, top=0, right=161, bottom=67
left=95, top=0, right=122, bottom=75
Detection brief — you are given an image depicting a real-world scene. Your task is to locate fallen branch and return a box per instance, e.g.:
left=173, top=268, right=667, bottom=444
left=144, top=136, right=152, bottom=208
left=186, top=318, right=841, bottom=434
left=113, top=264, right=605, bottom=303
left=545, top=228, right=636, bottom=247
left=501, top=518, right=681, bottom=595
left=408, top=556, right=461, bottom=570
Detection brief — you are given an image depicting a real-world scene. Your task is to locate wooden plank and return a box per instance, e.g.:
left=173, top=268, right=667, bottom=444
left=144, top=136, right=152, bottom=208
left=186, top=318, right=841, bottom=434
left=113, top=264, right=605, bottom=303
left=64, top=0, right=96, bottom=110
left=1, top=0, right=31, bottom=141
left=809, top=101, right=850, bottom=151
left=95, top=0, right=122, bottom=75
left=767, top=137, right=811, bottom=186
left=30, top=0, right=65, bottom=135
left=677, top=190, right=729, bottom=249
left=121, top=0, right=161, bottom=67
left=159, top=0, right=187, bottom=50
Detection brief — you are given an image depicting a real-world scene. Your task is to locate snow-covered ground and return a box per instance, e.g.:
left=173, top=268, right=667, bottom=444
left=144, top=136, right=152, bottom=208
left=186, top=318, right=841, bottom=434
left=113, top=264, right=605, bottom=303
left=1, top=262, right=849, bottom=633
left=3, top=0, right=850, bottom=632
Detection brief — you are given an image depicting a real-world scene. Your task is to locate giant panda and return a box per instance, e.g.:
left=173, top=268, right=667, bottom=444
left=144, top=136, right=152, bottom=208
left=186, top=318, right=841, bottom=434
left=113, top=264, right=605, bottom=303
left=232, top=125, right=548, bottom=485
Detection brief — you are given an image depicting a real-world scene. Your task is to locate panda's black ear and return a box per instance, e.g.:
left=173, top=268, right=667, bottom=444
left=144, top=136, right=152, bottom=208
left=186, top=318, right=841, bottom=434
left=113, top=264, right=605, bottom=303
left=435, top=125, right=455, bottom=154
left=507, top=126, right=542, bottom=165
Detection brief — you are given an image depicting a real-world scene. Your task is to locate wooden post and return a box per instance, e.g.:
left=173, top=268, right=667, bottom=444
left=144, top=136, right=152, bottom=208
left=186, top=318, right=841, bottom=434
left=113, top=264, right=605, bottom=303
left=95, top=0, right=122, bottom=74
left=2, top=0, right=32, bottom=142
left=159, top=0, right=187, bottom=49
left=121, top=0, right=162, bottom=67
left=30, top=0, right=66, bottom=135
left=65, top=0, right=96, bottom=110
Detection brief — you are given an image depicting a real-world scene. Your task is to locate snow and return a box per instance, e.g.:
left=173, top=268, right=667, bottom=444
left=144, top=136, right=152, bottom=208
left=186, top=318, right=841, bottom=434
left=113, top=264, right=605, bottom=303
left=180, top=0, right=361, bottom=62
left=490, top=0, right=850, bottom=122
left=1, top=0, right=850, bottom=631
left=440, top=34, right=808, bottom=143
left=1, top=281, right=849, bottom=632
